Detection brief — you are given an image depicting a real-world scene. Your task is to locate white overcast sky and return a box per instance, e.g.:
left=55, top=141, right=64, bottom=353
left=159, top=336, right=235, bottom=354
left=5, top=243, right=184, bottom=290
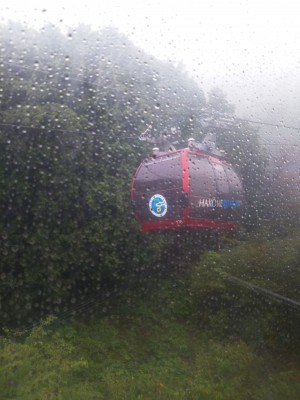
left=1, top=0, right=300, bottom=133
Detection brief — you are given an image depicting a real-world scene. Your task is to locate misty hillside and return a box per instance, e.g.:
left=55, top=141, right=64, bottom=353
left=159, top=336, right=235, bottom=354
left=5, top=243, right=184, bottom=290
left=0, top=21, right=300, bottom=400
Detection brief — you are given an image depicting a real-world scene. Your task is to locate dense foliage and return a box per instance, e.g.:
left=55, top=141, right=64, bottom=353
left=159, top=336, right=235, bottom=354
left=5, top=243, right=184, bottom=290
left=0, top=22, right=264, bottom=328
left=191, top=235, right=300, bottom=357
left=1, top=21, right=300, bottom=399
left=1, top=237, right=300, bottom=399
left=0, top=22, right=206, bottom=327
left=3, top=318, right=297, bottom=400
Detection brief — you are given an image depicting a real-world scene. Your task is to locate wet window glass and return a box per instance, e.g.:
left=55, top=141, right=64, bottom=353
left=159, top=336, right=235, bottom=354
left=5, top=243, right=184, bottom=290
left=1, top=1, right=300, bottom=398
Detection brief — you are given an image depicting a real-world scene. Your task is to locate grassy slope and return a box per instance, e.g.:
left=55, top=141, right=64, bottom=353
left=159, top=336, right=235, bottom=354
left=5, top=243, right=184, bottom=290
left=1, top=284, right=300, bottom=399
left=1, top=235, right=300, bottom=399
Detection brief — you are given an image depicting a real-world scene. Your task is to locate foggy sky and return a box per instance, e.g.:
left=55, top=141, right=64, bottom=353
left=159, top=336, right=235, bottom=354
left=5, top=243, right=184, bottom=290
left=1, top=0, right=300, bottom=143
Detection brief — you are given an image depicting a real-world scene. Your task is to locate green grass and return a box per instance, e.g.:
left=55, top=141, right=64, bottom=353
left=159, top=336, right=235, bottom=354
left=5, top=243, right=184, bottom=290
left=2, top=234, right=300, bottom=399
left=1, top=301, right=300, bottom=399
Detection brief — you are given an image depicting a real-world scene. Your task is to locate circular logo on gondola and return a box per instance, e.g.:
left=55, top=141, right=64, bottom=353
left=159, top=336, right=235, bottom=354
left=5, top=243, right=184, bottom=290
left=149, top=194, right=168, bottom=217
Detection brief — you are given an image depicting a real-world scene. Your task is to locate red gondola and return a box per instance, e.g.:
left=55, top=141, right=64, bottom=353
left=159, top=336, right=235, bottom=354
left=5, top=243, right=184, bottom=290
left=131, top=136, right=244, bottom=233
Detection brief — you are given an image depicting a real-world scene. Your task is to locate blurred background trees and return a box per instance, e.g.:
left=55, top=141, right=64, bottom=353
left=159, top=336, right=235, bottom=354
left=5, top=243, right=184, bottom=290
left=0, top=22, right=299, bottom=329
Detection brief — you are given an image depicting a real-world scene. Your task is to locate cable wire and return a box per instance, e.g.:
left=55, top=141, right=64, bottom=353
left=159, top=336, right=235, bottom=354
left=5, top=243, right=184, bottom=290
left=3, top=61, right=300, bottom=133
left=225, top=273, right=300, bottom=310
